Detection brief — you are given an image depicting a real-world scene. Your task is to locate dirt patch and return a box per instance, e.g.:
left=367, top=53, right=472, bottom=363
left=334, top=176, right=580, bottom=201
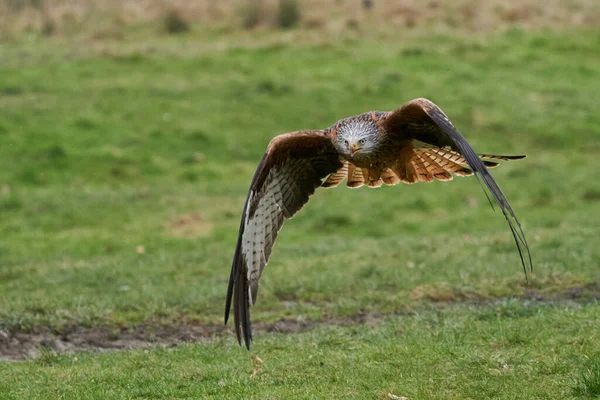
left=409, top=279, right=600, bottom=304
left=168, top=212, right=213, bottom=238
left=0, top=312, right=384, bottom=362
left=521, top=282, right=600, bottom=304
left=1, top=284, right=598, bottom=362
left=0, top=323, right=224, bottom=362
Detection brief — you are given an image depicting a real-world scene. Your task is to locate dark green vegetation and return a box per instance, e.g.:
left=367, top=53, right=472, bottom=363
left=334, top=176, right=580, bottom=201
left=0, top=25, right=599, bottom=398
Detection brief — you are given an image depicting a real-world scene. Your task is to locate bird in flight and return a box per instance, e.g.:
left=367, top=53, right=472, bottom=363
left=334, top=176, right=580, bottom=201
left=225, top=98, right=532, bottom=349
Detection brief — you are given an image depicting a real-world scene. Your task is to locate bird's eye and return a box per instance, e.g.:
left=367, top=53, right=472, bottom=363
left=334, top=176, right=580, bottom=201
left=359, top=139, right=366, bottom=145
left=344, top=139, right=349, bottom=145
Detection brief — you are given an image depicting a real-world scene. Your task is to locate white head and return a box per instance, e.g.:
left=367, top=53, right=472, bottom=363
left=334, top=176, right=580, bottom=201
left=334, top=119, right=380, bottom=159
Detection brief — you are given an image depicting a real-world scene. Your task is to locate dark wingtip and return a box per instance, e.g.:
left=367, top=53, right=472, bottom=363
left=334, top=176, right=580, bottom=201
left=224, top=268, right=235, bottom=326
left=487, top=173, right=533, bottom=281
left=225, top=280, right=233, bottom=325
left=232, top=262, right=253, bottom=350
left=241, top=280, right=253, bottom=350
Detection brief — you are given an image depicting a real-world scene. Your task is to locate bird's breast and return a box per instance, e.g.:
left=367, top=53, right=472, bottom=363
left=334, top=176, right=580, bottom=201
left=344, top=152, right=379, bottom=168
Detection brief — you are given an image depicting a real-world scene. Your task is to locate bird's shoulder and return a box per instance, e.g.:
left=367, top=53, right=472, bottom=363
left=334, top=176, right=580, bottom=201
left=255, top=129, right=339, bottom=175
left=266, top=129, right=332, bottom=152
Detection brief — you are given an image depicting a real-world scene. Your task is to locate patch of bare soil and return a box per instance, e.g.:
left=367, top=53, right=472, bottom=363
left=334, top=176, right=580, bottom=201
left=1, top=283, right=598, bottom=361
left=0, top=312, right=384, bottom=362
left=0, top=323, right=224, bottom=362
left=168, top=212, right=213, bottom=238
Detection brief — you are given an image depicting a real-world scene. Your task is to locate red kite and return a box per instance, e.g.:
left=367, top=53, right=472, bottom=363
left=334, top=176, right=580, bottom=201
left=225, top=98, right=532, bottom=349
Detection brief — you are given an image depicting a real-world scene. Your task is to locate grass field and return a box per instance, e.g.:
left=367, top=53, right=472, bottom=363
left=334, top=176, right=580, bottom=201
left=0, top=17, right=599, bottom=399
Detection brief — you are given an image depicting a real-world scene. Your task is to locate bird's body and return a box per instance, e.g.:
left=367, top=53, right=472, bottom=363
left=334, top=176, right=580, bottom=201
left=225, top=98, right=532, bottom=349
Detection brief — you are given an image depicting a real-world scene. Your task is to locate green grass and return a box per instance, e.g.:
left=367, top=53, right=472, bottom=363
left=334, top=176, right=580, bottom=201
left=573, top=353, right=600, bottom=398
left=0, top=25, right=599, bottom=397
left=1, top=303, right=599, bottom=399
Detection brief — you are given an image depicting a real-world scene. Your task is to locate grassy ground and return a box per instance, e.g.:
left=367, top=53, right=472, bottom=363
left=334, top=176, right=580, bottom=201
left=0, top=21, right=599, bottom=398
left=1, top=303, right=600, bottom=399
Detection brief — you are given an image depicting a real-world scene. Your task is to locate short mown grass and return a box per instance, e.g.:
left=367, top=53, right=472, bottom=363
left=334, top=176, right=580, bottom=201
left=0, top=22, right=599, bottom=398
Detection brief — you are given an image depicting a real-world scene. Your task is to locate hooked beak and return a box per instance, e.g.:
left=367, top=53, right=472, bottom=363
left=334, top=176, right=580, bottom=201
left=349, top=143, right=362, bottom=157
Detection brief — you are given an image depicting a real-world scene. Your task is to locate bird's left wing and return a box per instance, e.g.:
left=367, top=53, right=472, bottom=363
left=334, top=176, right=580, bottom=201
left=381, top=98, right=532, bottom=276
left=225, top=130, right=342, bottom=349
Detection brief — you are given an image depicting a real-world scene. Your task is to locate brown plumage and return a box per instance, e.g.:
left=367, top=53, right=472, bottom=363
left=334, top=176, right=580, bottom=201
left=225, top=98, right=532, bottom=349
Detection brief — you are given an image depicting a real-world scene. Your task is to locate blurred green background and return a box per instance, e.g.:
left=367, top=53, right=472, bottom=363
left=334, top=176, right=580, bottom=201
left=0, top=0, right=599, bottom=398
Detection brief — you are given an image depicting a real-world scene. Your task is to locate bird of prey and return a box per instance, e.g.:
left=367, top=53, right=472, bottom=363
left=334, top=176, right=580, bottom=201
left=225, top=98, right=532, bottom=349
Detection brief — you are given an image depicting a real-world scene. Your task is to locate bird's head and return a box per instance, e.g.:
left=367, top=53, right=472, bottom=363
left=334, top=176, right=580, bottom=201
left=334, top=118, right=380, bottom=159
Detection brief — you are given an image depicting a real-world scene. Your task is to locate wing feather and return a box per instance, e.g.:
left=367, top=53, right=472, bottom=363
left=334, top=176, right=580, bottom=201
left=412, top=153, right=434, bottom=182
left=419, top=152, right=453, bottom=181
left=381, top=168, right=401, bottom=185
left=415, top=148, right=473, bottom=176
left=382, top=98, right=532, bottom=276
left=321, top=162, right=349, bottom=188
left=347, top=163, right=365, bottom=188
left=225, top=130, right=342, bottom=349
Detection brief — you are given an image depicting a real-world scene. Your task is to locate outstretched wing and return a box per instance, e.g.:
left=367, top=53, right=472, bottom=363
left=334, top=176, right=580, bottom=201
left=381, top=98, right=532, bottom=276
left=225, top=130, right=342, bottom=349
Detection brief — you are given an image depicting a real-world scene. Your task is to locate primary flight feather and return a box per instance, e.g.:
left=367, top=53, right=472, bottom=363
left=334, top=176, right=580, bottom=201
left=225, top=98, right=532, bottom=349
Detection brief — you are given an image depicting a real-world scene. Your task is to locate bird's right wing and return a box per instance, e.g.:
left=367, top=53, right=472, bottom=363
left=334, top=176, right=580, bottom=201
left=225, top=130, right=342, bottom=349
